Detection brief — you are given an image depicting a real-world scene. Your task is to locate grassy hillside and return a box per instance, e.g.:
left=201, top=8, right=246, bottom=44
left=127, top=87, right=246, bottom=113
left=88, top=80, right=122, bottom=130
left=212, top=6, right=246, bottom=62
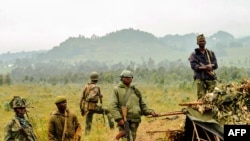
left=0, top=83, right=196, bottom=141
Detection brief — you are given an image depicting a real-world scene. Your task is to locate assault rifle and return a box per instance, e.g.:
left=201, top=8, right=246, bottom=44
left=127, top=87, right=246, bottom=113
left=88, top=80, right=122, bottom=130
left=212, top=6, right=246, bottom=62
left=199, top=63, right=215, bottom=76
left=146, top=129, right=183, bottom=134
left=147, top=111, right=184, bottom=118
left=74, top=126, right=82, bottom=141
left=99, top=93, right=105, bottom=124
left=14, top=118, right=32, bottom=141
left=179, top=102, right=203, bottom=106
left=115, top=106, right=130, bottom=141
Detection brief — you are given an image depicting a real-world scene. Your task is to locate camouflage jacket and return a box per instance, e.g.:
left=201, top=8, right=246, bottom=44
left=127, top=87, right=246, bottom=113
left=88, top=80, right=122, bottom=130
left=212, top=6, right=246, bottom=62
left=48, top=109, right=80, bottom=141
left=188, top=48, right=218, bottom=80
left=4, top=116, right=38, bottom=141
left=80, top=82, right=101, bottom=111
left=109, top=82, right=154, bottom=123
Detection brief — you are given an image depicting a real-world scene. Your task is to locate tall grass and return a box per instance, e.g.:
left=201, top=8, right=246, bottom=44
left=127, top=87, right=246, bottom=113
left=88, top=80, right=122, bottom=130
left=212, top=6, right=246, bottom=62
left=0, top=82, right=196, bottom=141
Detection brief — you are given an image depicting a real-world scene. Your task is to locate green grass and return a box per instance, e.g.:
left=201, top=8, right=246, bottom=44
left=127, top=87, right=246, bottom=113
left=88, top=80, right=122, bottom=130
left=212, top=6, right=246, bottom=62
left=0, top=83, right=196, bottom=141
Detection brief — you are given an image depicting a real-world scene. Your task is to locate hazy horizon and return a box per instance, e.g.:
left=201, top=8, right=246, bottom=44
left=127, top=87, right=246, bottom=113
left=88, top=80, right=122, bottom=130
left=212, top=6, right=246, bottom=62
left=1, top=0, right=250, bottom=53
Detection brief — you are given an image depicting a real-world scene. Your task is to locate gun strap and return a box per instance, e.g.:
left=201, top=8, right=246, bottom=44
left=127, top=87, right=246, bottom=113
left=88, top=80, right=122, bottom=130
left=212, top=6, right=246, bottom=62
left=205, top=49, right=211, bottom=64
left=122, top=87, right=132, bottom=106
left=205, top=49, right=215, bottom=76
left=62, top=110, right=68, bottom=141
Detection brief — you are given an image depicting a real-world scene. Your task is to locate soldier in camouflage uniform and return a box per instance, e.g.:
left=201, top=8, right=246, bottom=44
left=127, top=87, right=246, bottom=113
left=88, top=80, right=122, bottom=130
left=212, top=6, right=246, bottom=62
left=109, top=70, right=158, bottom=141
left=48, top=96, right=81, bottom=141
left=188, top=34, right=218, bottom=99
left=4, top=96, right=38, bottom=141
left=80, top=71, right=114, bottom=135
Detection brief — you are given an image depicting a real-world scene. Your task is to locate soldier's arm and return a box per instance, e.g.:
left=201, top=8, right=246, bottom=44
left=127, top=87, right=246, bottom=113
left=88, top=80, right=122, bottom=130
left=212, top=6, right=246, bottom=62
left=80, top=86, right=87, bottom=109
left=135, top=88, right=155, bottom=116
left=4, top=120, right=14, bottom=141
left=48, top=116, right=56, bottom=141
left=109, top=87, right=123, bottom=121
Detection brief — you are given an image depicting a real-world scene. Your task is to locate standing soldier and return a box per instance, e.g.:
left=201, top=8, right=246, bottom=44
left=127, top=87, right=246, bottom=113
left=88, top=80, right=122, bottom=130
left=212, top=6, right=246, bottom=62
left=188, top=34, right=218, bottom=99
left=48, top=96, right=81, bottom=141
left=80, top=71, right=114, bottom=135
left=109, top=70, right=158, bottom=141
left=4, top=96, right=38, bottom=141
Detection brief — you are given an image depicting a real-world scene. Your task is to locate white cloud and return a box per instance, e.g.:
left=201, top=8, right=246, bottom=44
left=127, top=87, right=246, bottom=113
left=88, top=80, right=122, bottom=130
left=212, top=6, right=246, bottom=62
left=0, top=0, right=250, bottom=53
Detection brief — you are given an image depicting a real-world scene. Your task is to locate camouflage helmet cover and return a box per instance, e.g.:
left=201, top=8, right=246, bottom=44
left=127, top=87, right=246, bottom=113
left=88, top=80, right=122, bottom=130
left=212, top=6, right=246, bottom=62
left=119, top=70, right=133, bottom=78
left=9, top=96, right=27, bottom=109
left=90, top=71, right=99, bottom=80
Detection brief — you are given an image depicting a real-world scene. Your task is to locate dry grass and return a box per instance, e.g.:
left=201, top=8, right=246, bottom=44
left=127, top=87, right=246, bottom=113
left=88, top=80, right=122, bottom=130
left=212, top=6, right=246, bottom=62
left=0, top=83, right=196, bottom=141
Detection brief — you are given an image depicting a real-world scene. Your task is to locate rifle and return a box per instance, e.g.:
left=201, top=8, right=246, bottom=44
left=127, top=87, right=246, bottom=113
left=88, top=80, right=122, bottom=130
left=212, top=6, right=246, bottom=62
left=200, top=63, right=215, bottom=76
left=74, top=126, right=82, bottom=141
left=146, top=129, right=183, bottom=134
left=14, top=118, right=32, bottom=141
left=115, top=106, right=131, bottom=140
left=99, top=93, right=105, bottom=124
left=147, top=111, right=184, bottom=118
left=179, top=102, right=203, bottom=106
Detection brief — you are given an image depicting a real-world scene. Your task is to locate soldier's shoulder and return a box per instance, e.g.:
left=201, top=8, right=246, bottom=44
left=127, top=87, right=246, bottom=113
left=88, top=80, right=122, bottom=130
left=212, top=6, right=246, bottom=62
left=5, top=118, right=16, bottom=128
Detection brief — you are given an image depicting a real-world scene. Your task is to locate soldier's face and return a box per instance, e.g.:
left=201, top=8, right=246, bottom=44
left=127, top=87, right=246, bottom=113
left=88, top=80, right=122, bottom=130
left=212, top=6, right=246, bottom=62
left=122, top=77, right=133, bottom=86
left=15, top=107, right=26, bottom=117
left=56, top=101, right=67, bottom=111
left=197, top=40, right=206, bottom=48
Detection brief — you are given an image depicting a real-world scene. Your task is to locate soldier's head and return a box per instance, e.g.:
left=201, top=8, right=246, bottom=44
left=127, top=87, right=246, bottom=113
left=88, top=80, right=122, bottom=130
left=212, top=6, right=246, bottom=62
left=119, top=70, right=133, bottom=86
left=9, top=96, right=27, bottom=117
left=196, top=34, right=206, bottom=49
left=90, top=71, right=99, bottom=83
left=55, top=96, right=67, bottom=112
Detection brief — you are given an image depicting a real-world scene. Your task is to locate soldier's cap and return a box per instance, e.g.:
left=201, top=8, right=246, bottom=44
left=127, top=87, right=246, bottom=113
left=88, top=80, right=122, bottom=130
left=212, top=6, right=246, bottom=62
left=55, top=96, right=67, bottom=104
left=119, top=70, right=133, bottom=78
left=197, top=34, right=206, bottom=42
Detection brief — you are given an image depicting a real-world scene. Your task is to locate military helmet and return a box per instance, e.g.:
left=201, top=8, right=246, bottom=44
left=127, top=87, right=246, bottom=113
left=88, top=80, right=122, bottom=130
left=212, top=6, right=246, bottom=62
left=90, top=71, right=99, bottom=80
left=9, top=96, right=27, bottom=109
left=119, top=70, right=133, bottom=78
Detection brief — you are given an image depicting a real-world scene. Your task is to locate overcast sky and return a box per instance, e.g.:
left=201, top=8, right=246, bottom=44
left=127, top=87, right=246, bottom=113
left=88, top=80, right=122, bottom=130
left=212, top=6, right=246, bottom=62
left=1, top=0, right=250, bottom=53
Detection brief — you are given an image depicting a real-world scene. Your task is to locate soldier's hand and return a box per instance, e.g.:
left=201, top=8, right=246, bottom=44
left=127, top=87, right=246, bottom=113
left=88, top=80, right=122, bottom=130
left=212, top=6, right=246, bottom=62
left=99, top=94, right=103, bottom=98
left=151, top=112, right=158, bottom=117
left=206, top=64, right=214, bottom=71
left=117, top=119, right=125, bottom=126
left=81, top=109, right=85, bottom=116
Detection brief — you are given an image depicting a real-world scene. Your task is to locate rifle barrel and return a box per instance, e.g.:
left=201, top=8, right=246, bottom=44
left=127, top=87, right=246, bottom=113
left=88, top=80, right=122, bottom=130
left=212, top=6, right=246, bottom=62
left=147, top=111, right=184, bottom=118
left=179, top=102, right=203, bottom=106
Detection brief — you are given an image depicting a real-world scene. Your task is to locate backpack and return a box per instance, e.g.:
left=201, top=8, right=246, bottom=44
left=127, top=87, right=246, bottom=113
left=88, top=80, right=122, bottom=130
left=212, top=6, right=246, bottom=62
left=85, top=83, right=100, bottom=102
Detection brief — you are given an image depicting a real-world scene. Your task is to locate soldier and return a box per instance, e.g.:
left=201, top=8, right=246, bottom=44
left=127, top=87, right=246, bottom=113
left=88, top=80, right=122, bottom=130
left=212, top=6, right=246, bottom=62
left=109, top=70, right=158, bottom=141
left=48, top=96, right=81, bottom=141
left=80, top=71, right=114, bottom=135
left=188, top=34, right=218, bottom=99
left=4, top=96, right=38, bottom=141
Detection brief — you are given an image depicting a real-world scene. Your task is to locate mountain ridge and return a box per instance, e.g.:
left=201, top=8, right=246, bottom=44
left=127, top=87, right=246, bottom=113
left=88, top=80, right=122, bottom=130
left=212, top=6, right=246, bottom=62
left=0, top=28, right=249, bottom=64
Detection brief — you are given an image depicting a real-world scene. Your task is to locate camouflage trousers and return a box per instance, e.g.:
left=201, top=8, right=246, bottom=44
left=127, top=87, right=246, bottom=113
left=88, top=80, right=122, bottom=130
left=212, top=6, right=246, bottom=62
left=85, top=105, right=114, bottom=135
left=117, top=122, right=139, bottom=141
left=195, top=79, right=216, bottom=99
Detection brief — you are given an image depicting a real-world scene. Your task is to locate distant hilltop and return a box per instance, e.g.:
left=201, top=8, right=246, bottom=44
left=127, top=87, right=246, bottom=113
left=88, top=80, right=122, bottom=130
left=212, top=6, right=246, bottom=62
left=0, top=28, right=250, bottom=64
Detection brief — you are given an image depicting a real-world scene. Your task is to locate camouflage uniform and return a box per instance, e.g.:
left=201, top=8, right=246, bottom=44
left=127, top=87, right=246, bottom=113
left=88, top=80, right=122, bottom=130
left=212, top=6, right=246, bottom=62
left=4, top=96, right=38, bottom=141
left=109, top=70, right=156, bottom=141
left=188, top=34, right=218, bottom=99
left=80, top=71, right=114, bottom=135
left=48, top=96, right=81, bottom=141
